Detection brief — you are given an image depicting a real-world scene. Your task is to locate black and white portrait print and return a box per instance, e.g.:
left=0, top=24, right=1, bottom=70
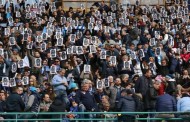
left=35, top=58, right=42, bottom=67
left=2, top=77, right=9, bottom=87
left=84, top=64, right=91, bottom=73
left=9, top=78, right=16, bottom=87
left=50, top=49, right=56, bottom=58
left=97, top=80, right=103, bottom=89
left=50, top=65, right=57, bottom=74
left=104, top=78, right=109, bottom=87
left=22, top=76, right=29, bottom=85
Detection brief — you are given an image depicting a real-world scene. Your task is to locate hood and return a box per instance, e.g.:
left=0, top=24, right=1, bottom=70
left=122, top=96, right=134, bottom=101
left=52, top=99, right=64, bottom=106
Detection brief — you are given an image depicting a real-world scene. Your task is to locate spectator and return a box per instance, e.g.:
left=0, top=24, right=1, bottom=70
left=48, top=96, right=67, bottom=122
left=117, top=89, right=136, bottom=122
left=40, top=94, right=52, bottom=112
left=177, top=93, right=190, bottom=122
left=0, top=0, right=189, bottom=121
left=6, top=87, right=25, bottom=112
left=75, top=81, right=98, bottom=119
left=21, top=86, right=41, bottom=120
left=51, top=68, right=69, bottom=106
left=155, top=91, right=177, bottom=122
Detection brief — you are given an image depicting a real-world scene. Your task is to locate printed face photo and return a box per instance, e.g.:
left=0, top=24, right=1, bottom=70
left=104, top=78, right=109, bottom=87
left=9, top=37, right=15, bottom=45
left=84, top=65, right=90, bottom=73
left=19, top=60, right=23, bottom=68
left=61, top=51, right=67, bottom=60
left=187, top=44, right=190, bottom=52
left=67, top=26, right=72, bottom=33
left=10, top=78, right=16, bottom=87
left=72, top=46, right=77, bottom=54
left=16, top=11, right=21, bottom=17
left=77, top=46, right=83, bottom=54
left=42, top=33, right=47, bottom=40
left=90, top=45, right=96, bottom=53
left=50, top=66, right=56, bottom=74
left=12, top=62, right=17, bottom=73
left=41, top=43, right=46, bottom=51
left=50, top=49, right=56, bottom=58
left=35, top=58, right=41, bottom=67
left=139, top=49, right=144, bottom=57
left=156, top=48, right=161, bottom=55
left=22, top=76, right=29, bottom=85
left=83, top=38, right=89, bottom=46
left=24, top=33, right=28, bottom=41
left=97, top=80, right=103, bottom=89
left=57, top=38, right=63, bottom=46
left=2, top=77, right=9, bottom=86
left=130, top=51, right=136, bottom=59
left=100, top=51, right=106, bottom=59
left=70, top=34, right=76, bottom=43
left=124, top=61, right=130, bottom=69
left=150, top=38, right=156, bottom=46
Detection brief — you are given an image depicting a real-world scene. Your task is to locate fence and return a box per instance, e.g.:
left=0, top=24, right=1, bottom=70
left=0, top=112, right=190, bottom=121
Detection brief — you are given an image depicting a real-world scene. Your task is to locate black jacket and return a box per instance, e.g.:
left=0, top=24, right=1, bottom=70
left=49, top=98, right=66, bottom=112
left=6, top=92, right=25, bottom=112
left=135, top=76, right=153, bottom=97
left=144, top=85, right=158, bottom=110
left=48, top=98, right=66, bottom=121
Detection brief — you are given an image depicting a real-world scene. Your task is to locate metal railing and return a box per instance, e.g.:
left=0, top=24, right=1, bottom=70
left=0, top=112, right=190, bottom=121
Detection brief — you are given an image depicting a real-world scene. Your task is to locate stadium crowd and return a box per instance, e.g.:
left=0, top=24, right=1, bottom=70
left=0, top=0, right=189, bottom=121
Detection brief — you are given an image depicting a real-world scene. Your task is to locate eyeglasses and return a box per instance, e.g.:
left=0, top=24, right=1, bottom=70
left=110, top=47, right=114, bottom=48
left=55, top=61, right=60, bottom=62
left=121, top=50, right=125, bottom=51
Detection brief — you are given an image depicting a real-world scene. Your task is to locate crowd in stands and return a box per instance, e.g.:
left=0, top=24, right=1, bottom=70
left=0, top=0, right=190, bottom=122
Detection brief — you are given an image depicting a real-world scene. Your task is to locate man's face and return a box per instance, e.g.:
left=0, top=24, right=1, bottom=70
left=130, top=45, right=135, bottom=50
left=0, top=93, right=5, bottom=101
left=115, top=78, right=121, bottom=86
left=161, top=60, right=167, bottom=66
left=43, top=94, right=50, bottom=102
left=145, top=70, right=152, bottom=78
left=82, top=84, right=89, bottom=91
left=60, top=70, right=65, bottom=76
left=17, top=88, right=23, bottom=95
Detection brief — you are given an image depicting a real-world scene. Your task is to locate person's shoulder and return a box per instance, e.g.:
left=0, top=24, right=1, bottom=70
left=53, top=74, right=59, bottom=78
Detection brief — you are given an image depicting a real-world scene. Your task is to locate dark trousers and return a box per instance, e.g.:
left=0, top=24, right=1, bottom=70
left=118, top=115, right=135, bottom=122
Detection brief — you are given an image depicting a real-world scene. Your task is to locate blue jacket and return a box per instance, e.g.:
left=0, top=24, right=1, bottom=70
left=52, top=74, right=67, bottom=91
left=117, top=96, right=136, bottom=114
left=156, top=94, right=177, bottom=112
left=177, top=97, right=190, bottom=112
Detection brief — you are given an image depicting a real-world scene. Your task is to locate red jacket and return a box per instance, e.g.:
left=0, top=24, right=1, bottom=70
left=181, top=53, right=190, bottom=62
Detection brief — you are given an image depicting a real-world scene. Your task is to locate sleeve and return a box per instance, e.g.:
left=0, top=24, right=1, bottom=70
left=25, top=95, right=35, bottom=111
left=51, top=76, right=62, bottom=86
left=155, top=57, right=161, bottom=69
left=75, top=91, right=81, bottom=105
left=116, top=99, right=123, bottom=111
left=172, top=97, right=177, bottom=111
left=19, top=96, right=25, bottom=110
left=149, top=87, right=157, bottom=100
left=177, top=100, right=180, bottom=112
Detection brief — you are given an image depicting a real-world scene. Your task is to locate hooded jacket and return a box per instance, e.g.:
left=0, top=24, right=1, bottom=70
left=6, top=92, right=25, bottom=112
left=49, top=98, right=66, bottom=112
left=117, top=95, right=136, bottom=115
